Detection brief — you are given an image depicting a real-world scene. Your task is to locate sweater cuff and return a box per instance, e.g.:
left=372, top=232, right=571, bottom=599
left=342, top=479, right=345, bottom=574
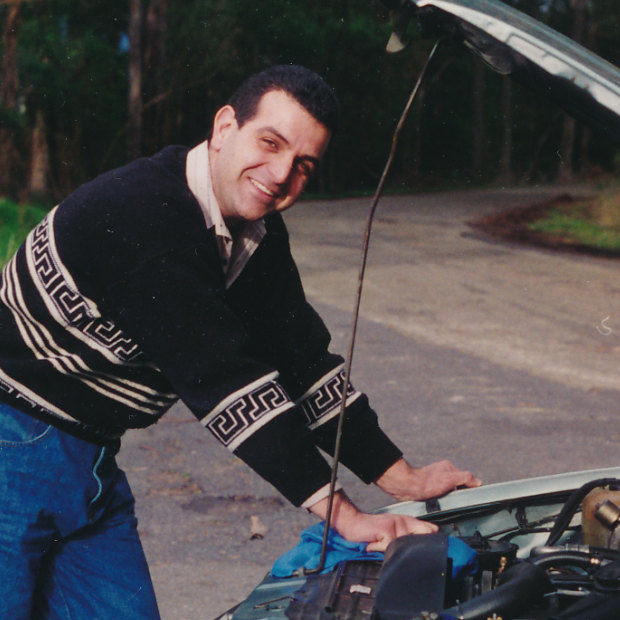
left=301, top=481, right=343, bottom=510
left=310, top=394, right=403, bottom=484
left=228, top=404, right=335, bottom=506
left=338, top=420, right=403, bottom=483
left=233, top=420, right=334, bottom=506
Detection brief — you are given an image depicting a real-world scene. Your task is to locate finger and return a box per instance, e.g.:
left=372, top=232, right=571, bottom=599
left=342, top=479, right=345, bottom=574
left=435, top=470, right=481, bottom=493
left=366, top=539, right=390, bottom=553
left=452, top=471, right=482, bottom=489
left=432, top=461, right=480, bottom=486
left=384, top=517, right=437, bottom=541
left=397, top=516, right=437, bottom=536
left=408, top=519, right=438, bottom=534
left=364, top=521, right=438, bottom=552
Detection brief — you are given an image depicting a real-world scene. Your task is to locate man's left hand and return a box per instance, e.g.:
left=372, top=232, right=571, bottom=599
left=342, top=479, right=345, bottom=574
left=375, top=458, right=481, bottom=502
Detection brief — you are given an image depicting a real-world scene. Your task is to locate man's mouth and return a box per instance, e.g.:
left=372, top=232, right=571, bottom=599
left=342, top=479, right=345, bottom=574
left=249, top=177, right=277, bottom=198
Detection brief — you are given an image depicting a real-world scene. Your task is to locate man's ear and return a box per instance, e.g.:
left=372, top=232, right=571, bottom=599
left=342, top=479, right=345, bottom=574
left=210, top=105, right=238, bottom=151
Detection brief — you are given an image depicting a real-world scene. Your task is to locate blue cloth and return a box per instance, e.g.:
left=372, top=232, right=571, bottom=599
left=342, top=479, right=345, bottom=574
left=272, top=522, right=384, bottom=576
left=0, top=403, right=160, bottom=619
left=272, top=522, right=478, bottom=579
left=447, top=536, right=478, bottom=579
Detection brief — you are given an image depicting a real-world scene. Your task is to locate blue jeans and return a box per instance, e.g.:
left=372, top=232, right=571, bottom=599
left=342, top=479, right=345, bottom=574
left=0, top=404, right=160, bottom=619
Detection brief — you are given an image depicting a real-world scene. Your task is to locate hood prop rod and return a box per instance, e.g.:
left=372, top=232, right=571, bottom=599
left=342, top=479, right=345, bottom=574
left=304, top=38, right=442, bottom=576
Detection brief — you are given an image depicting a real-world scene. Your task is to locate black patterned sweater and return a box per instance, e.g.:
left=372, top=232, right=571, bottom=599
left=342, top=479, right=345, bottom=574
left=0, top=145, right=402, bottom=506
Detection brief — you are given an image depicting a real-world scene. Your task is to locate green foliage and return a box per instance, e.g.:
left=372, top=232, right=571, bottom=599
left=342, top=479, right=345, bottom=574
left=163, top=0, right=405, bottom=191
left=528, top=188, right=620, bottom=252
left=18, top=1, right=128, bottom=184
left=0, top=200, right=48, bottom=267
left=0, top=105, right=23, bottom=133
left=1, top=0, right=619, bottom=197
left=529, top=211, right=620, bottom=250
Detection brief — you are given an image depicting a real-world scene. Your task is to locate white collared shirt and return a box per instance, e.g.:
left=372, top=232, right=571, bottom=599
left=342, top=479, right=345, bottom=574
left=186, top=141, right=266, bottom=288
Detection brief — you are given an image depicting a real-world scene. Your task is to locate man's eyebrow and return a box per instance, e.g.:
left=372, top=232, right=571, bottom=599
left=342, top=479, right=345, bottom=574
left=260, top=126, right=321, bottom=166
left=261, top=126, right=289, bottom=144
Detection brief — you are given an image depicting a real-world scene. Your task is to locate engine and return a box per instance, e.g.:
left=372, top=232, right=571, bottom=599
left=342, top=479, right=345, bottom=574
left=284, top=480, right=620, bottom=620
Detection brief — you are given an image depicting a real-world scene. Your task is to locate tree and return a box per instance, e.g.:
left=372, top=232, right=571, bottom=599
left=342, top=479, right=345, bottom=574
left=558, top=0, right=588, bottom=180
left=16, top=0, right=128, bottom=198
left=0, top=0, right=25, bottom=199
left=496, top=78, right=514, bottom=184
left=1, top=0, right=618, bottom=202
left=26, top=108, right=51, bottom=198
left=127, top=0, right=143, bottom=160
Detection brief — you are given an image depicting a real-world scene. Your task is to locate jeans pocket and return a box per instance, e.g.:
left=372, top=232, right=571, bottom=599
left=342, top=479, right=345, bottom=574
left=0, top=404, right=52, bottom=445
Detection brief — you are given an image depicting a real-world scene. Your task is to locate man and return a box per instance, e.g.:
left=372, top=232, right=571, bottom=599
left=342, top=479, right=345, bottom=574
left=0, top=65, right=479, bottom=618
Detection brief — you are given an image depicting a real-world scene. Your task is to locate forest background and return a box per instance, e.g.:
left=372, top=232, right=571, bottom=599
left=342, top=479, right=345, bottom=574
left=0, top=0, right=619, bottom=206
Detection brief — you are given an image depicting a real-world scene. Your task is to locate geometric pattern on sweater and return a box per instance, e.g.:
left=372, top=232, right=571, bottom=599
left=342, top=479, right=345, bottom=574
left=30, top=209, right=143, bottom=363
left=201, top=372, right=294, bottom=451
left=0, top=209, right=176, bottom=418
left=0, top=367, right=73, bottom=421
left=297, top=364, right=361, bottom=430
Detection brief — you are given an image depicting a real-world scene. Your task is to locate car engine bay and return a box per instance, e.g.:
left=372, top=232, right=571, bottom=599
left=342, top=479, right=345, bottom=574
left=224, top=475, right=620, bottom=620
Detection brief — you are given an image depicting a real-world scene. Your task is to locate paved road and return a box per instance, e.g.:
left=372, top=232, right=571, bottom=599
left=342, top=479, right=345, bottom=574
left=117, top=185, right=619, bottom=618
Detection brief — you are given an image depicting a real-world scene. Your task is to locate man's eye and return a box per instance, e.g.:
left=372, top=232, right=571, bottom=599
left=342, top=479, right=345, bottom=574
left=262, top=138, right=277, bottom=149
left=296, top=161, right=314, bottom=176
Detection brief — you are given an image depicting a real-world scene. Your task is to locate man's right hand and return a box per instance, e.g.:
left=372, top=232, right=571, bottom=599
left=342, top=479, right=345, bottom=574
left=307, top=489, right=437, bottom=552
left=375, top=458, right=481, bottom=502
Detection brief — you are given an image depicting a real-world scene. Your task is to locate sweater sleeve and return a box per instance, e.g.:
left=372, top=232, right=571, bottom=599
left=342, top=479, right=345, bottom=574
left=225, top=214, right=403, bottom=485
left=295, top=366, right=403, bottom=484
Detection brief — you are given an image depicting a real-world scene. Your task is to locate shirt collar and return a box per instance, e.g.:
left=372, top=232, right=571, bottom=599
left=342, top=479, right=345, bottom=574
left=186, top=140, right=266, bottom=288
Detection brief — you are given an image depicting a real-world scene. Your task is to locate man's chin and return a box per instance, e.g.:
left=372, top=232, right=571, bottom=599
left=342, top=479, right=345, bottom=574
left=247, top=206, right=273, bottom=221
left=232, top=198, right=291, bottom=221
left=246, top=200, right=285, bottom=220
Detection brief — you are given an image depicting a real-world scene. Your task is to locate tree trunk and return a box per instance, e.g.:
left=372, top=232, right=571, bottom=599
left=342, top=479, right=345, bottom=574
left=144, top=0, right=168, bottom=75
left=558, top=0, right=587, bottom=180
left=0, top=1, right=21, bottom=109
left=127, top=0, right=144, bottom=161
left=0, top=0, right=25, bottom=198
left=143, top=0, right=170, bottom=153
left=26, top=109, right=52, bottom=200
left=496, top=78, right=513, bottom=184
left=472, top=61, right=486, bottom=180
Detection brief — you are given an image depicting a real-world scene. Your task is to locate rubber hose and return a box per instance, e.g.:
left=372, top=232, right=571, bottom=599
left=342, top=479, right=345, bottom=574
left=530, top=550, right=607, bottom=572
left=546, top=478, right=619, bottom=547
left=441, top=561, right=552, bottom=620
left=548, top=591, right=620, bottom=620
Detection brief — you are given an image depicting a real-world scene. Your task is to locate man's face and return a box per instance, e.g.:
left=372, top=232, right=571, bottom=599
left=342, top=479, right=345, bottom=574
left=209, top=90, right=331, bottom=223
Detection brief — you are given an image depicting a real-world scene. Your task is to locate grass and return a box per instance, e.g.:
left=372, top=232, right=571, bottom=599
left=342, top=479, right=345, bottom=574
left=0, top=186, right=618, bottom=267
left=0, top=199, right=49, bottom=267
left=528, top=187, right=620, bottom=253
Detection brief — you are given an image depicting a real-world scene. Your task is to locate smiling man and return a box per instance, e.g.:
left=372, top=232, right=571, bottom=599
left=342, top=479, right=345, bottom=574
left=209, top=89, right=330, bottom=221
left=0, top=65, right=479, bottom=618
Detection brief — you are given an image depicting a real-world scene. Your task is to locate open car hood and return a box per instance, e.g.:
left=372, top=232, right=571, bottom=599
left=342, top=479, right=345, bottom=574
left=387, top=0, right=620, bottom=143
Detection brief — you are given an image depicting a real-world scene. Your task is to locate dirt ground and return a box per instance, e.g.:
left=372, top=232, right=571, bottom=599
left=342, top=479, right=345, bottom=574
left=469, top=192, right=620, bottom=259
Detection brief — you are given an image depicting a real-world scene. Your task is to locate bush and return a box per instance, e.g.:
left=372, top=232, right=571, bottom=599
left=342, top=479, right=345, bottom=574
left=0, top=199, right=48, bottom=267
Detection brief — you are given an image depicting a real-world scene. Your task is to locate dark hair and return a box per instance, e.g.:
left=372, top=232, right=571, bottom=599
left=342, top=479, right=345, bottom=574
left=227, top=65, right=340, bottom=134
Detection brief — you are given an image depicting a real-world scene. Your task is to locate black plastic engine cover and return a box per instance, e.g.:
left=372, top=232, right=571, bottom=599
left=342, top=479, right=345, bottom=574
left=373, top=532, right=448, bottom=619
left=285, top=561, right=382, bottom=619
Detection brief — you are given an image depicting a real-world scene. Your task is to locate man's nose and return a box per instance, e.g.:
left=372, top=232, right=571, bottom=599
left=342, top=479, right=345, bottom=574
left=269, top=153, right=295, bottom=185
